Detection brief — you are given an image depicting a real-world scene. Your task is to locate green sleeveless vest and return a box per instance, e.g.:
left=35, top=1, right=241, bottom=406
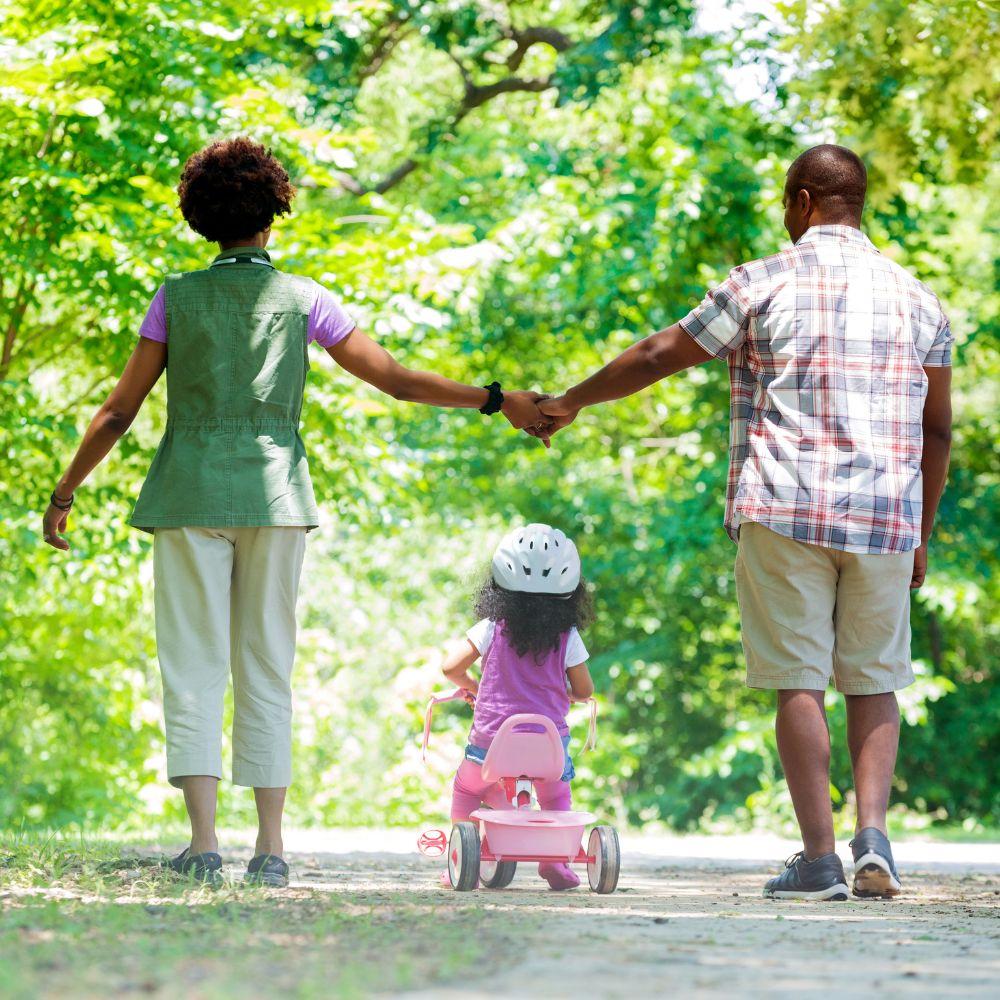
left=129, top=247, right=320, bottom=533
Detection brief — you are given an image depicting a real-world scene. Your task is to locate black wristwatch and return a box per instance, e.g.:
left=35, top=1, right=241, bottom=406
left=479, top=381, right=504, bottom=415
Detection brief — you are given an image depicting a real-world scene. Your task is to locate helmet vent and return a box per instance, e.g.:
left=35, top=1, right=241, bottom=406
left=522, top=565, right=532, bottom=576
left=542, top=568, right=551, bottom=577
left=529, top=540, right=534, bottom=549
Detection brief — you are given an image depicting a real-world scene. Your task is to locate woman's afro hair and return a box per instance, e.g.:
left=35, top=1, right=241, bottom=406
left=178, top=137, right=294, bottom=243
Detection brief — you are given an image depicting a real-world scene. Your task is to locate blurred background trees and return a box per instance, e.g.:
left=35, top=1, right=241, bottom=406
left=1, top=0, right=996, bottom=832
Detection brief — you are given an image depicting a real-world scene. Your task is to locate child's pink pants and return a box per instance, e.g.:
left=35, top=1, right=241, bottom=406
left=450, top=759, right=572, bottom=821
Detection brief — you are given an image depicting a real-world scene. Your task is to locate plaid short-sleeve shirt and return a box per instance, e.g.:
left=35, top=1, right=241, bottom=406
left=679, top=225, right=953, bottom=555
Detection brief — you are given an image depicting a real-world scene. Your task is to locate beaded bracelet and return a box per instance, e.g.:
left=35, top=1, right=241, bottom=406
left=50, top=490, right=74, bottom=511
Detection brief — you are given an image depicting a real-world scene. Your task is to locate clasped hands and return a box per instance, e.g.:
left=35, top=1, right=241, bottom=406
left=499, top=390, right=578, bottom=447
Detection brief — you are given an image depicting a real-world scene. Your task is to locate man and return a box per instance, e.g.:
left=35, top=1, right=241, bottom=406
left=537, top=144, right=953, bottom=900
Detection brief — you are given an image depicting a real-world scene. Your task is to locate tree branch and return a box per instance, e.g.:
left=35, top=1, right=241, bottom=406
left=334, top=21, right=574, bottom=197
left=1, top=275, right=37, bottom=380
left=358, top=18, right=413, bottom=81
left=463, top=74, right=553, bottom=110
left=503, top=25, right=573, bottom=72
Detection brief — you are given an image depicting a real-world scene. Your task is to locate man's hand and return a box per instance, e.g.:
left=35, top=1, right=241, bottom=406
left=910, top=543, right=928, bottom=589
left=500, top=390, right=548, bottom=431
left=537, top=395, right=580, bottom=437
left=42, top=502, right=71, bottom=551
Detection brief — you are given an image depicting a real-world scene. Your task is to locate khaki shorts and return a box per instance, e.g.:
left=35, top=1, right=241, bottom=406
left=734, top=521, right=914, bottom=694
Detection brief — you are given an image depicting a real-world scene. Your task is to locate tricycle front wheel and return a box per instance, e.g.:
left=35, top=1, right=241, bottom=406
left=448, top=822, right=481, bottom=891
left=587, top=825, right=620, bottom=894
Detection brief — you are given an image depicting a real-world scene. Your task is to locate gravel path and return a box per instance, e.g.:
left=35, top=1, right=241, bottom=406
left=264, top=830, right=1000, bottom=997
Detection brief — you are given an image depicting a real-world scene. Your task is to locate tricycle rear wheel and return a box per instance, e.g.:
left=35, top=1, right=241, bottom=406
left=448, top=822, right=481, bottom=891
left=587, top=825, right=620, bottom=894
left=480, top=859, right=517, bottom=889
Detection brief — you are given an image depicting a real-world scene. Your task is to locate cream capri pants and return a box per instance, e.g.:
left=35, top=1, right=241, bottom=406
left=735, top=521, right=915, bottom=695
left=153, top=526, right=306, bottom=788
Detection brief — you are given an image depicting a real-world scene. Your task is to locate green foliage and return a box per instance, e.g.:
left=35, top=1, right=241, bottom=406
left=0, top=0, right=996, bottom=831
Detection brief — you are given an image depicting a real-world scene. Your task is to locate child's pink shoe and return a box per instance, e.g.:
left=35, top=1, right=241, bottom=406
left=439, top=869, right=480, bottom=889
left=538, top=862, right=580, bottom=890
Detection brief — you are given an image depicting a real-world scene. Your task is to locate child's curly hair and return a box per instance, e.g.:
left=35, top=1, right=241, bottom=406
left=474, top=576, right=594, bottom=660
left=177, top=137, right=294, bottom=243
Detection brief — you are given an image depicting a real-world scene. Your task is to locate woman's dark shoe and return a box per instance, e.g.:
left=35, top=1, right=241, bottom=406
left=164, top=846, right=223, bottom=886
left=245, top=854, right=289, bottom=888
left=763, top=851, right=849, bottom=900
left=851, top=827, right=902, bottom=898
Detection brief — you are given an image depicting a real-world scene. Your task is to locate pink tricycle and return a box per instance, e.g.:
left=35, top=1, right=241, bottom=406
left=421, top=694, right=620, bottom=894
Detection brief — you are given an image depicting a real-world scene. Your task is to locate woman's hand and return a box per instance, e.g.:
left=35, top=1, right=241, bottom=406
left=42, top=502, right=71, bottom=551
left=500, top=390, right=548, bottom=431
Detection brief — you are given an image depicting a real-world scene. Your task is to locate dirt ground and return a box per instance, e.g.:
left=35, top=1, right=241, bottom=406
left=3, top=831, right=998, bottom=998
left=280, top=832, right=1000, bottom=998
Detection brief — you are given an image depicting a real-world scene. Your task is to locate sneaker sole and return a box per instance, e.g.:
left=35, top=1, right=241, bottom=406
left=244, top=872, right=289, bottom=888
left=764, top=883, right=849, bottom=901
left=853, top=855, right=901, bottom=898
left=175, top=871, right=223, bottom=887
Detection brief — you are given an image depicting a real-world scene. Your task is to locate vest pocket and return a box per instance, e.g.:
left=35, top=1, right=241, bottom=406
left=241, top=313, right=307, bottom=414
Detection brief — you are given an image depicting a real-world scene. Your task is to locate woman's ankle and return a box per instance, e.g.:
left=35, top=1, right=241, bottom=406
left=254, top=838, right=283, bottom=858
left=190, top=835, right=219, bottom=855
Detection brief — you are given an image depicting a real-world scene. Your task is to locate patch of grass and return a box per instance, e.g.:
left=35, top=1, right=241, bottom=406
left=0, top=835, right=495, bottom=999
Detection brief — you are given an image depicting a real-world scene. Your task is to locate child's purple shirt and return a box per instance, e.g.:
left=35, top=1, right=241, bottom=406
left=138, top=282, right=356, bottom=348
left=466, top=620, right=589, bottom=749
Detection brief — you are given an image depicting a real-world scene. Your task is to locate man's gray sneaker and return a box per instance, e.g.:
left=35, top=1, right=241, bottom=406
left=245, top=854, right=289, bottom=888
left=165, top=847, right=223, bottom=886
left=763, top=851, right=849, bottom=900
left=851, top=827, right=902, bottom=898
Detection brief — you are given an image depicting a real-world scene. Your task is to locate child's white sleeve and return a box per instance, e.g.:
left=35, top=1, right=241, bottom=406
left=466, top=619, right=495, bottom=654
left=565, top=627, right=589, bottom=669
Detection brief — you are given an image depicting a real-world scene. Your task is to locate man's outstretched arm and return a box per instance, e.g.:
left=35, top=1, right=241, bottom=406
left=537, top=323, right=714, bottom=431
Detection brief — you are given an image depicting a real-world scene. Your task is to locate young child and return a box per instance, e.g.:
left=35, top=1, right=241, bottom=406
left=440, top=523, right=595, bottom=890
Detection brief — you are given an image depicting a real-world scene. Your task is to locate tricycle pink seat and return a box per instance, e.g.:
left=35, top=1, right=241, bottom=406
left=480, top=715, right=566, bottom=783
left=445, top=712, right=620, bottom=894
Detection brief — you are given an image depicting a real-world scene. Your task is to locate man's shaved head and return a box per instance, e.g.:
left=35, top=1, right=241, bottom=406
left=785, top=144, right=867, bottom=214
left=782, top=144, right=867, bottom=240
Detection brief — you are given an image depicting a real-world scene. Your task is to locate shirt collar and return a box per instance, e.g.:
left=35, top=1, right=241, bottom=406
left=794, top=224, right=877, bottom=252
left=210, top=246, right=274, bottom=267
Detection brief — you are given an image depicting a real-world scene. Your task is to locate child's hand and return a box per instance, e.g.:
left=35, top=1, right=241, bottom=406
left=461, top=689, right=477, bottom=706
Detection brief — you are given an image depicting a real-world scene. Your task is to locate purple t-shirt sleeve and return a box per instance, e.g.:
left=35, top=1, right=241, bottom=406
left=138, top=281, right=355, bottom=347
left=138, top=285, right=167, bottom=342
left=308, top=283, right=355, bottom=348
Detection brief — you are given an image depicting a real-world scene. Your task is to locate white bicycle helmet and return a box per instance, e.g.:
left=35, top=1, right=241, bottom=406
left=491, top=523, right=581, bottom=597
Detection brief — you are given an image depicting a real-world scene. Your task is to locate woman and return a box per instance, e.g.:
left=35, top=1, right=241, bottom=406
left=42, top=136, right=546, bottom=886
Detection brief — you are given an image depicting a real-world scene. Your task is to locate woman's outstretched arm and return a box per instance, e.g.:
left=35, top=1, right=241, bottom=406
left=43, top=337, right=167, bottom=550
left=326, top=327, right=546, bottom=431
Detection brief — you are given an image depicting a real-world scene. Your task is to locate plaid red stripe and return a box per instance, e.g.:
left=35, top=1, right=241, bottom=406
left=679, top=225, right=953, bottom=555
